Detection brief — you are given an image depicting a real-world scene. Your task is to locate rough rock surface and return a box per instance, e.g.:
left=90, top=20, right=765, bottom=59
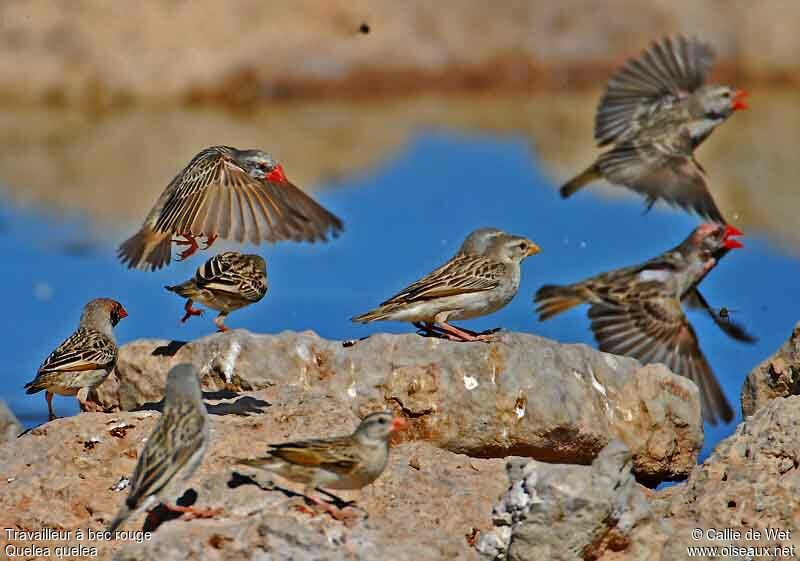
left=91, top=330, right=702, bottom=483
left=0, top=407, right=508, bottom=561
left=741, top=322, right=800, bottom=417
left=476, top=441, right=665, bottom=561
left=479, top=397, right=800, bottom=561
left=0, top=399, right=21, bottom=443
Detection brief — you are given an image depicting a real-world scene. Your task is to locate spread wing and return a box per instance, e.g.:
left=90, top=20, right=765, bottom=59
left=379, top=254, right=504, bottom=306
left=153, top=146, right=343, bottom=245
left=195, top=252, right=267, bottom=302
left=587, top=288, right=733, bottom=425
left=596, top=129, right=725, bottom=223
left=596, top=35, right=714, bottom=146
left=38, top=327, right=116, bottom=373
left=268, top=436, right=358, bottom=475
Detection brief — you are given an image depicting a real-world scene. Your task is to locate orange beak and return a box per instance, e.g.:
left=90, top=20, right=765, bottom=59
left=390, top=417, right=408, bottom=432
left=731, top=89, right=748, bottom=111
left=723, top=224, right=744, bottom=249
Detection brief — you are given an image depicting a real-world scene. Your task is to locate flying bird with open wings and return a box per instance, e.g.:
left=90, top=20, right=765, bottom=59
left=560, top=35, right=747, bottom=223
left=534, top=224, right=754, bottom=425
left=118, top=146, right=343, bottom=271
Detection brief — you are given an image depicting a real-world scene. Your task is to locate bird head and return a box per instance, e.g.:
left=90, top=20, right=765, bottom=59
left=458, top=228, right=505, bottom=256
left=234, top=149, right=288, bottom=183
left=81, top=298, right=128, bottom=329
left=692, top=85, right=748, bottom=121
left=355, top=411, right=407, bottom=443
left=485, top=233, right=541, bottom=264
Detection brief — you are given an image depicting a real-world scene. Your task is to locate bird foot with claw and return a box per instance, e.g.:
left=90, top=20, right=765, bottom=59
left=164, top=503, right=223, bottom=521
left=180, top=301, right=204, bottom=324
left=174, top=234, right=200, bottom=261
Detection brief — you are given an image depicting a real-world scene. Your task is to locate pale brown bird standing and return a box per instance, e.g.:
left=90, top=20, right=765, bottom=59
left=534, top=224, right=755, bottom=425
left=561, top=35, right=747, bottom=223
left=25, top=298, right=127, bottom=420
left=118, top=146, right=344, bottom=271
left=107, top=364, right=215, bottom=533
left=165, top=251, right=267, bottom=332
left=352, top=228, right=541, bottom=342
left=237, top=412, right=406, bottom=518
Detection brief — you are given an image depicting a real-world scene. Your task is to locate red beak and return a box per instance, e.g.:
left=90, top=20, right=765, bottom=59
left=265, top=164, right=287, bottom=183
left=723, top=224, right=744, bottom=249
left=117, top=306, right=129, bottom=319
left=390, top=417, right=408, bottom=432
left=731, top=89, right=748, bottom=111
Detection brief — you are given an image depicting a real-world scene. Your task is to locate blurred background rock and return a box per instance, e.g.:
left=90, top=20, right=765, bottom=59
left=0, top=0, right=796, bottom=246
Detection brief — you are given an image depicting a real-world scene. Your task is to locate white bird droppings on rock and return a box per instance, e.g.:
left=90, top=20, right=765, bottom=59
left=515, top=404, right=525, bottom=418
left=219, top=341, right=242, bottom=384
left=589, top=367, right=607, bottom=397
left=347, top=380, right=357, bottom=398
left=603, top=354, right=618, bottom=370
left=463, top=374, right=479, bottom=390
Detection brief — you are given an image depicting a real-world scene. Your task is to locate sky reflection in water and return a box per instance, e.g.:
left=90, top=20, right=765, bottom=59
left=2, top=131, right=797, bottom=460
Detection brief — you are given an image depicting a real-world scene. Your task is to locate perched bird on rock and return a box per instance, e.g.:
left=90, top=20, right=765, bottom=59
left=118, top=145, right=343, bottom=271
left=107, top=364, right=215, bottom=533
left=165, top=251, right=267, bottom=332
left=352, top=228, right=541, bottom=342
left=560, top=35, right=747, bottom=223
left=535, top=224, right=754, bottom=425
left=237, top=411, right=406, bottom=518
left=24, top=298, right=127, bottom=421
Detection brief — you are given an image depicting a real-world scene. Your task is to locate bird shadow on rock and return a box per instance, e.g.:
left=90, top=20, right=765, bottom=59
left=150, top=340, right=189, bottom=357
left=227, top=471, right=358, bottom=513
left=142, top=489, right=201, bottom=533
left=132, top=393, right=269, bottom=416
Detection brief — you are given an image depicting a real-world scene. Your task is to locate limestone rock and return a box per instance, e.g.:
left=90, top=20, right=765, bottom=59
left=91, top=330, right=703, bottom=483
left=741, top=322, right=800, bottom=417
left=0, top=400, right=21, bottom=443
left=0, top=407, right=506, bottom=560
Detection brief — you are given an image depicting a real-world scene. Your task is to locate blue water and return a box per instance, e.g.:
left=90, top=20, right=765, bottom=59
left=2, top=132, right=797, bottom=460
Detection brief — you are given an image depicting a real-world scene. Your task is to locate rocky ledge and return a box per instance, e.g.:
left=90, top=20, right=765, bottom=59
left=3, top=327, right=799, bottom=560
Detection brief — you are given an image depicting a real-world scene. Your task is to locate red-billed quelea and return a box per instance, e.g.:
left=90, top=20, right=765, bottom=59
left=107, top=364, right=216, bottom=533
left=118, top=146, right=343, bottom=271
left=165, top=251, right=267, bottom=332
left=560, top=35, right=748, bottom=223
left=24, top=298, right=127, bottom=421
left=534, top=224, right=754, bottom=425
left=352, top=228, right=541, bottom=342
left=236, top=411, right=406, bottom=518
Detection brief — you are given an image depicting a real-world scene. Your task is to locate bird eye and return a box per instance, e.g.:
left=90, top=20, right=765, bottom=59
left=517, top=242, right=527, bottom=250
left=722, top=91, right=730, bottom=98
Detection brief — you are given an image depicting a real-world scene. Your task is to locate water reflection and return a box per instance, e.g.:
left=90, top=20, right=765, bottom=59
left=1, top=101, right=798, bottom=461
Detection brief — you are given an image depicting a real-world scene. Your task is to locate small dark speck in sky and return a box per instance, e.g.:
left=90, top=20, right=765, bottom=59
left=359, top=22, right=370, bottom=34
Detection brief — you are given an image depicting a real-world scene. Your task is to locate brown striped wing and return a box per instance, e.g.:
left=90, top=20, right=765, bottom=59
left=194, top=252, right=267, bottom=302
left=596, top=35, right=714, bottom=146
left=153, top=147, right=343, bottom=245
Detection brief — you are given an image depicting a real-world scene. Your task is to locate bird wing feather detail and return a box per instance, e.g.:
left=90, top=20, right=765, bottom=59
left=38, top=328, right=117, bottom=373
left=587, top=290, right=732, bottom=424
left=267, top=437, right=359, bottom=475
left=152, top=146, right=343, bottom=244
left=378, top=255, right=504, bottom=306
left=595, top=35, right=714, bottom=146
left=194, top=252, right=266, bottom=302
left=595, top=130, right=724, bottom=223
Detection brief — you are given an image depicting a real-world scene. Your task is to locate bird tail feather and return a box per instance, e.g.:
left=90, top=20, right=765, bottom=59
left=351, top=305, right=399, bottom=323
left=165, top=280, right=200, bottom=299
left=118, top=227, right=172, bottom=271
left=534, top=284, right=586, bottom=320
left=560, top=165, right=600, bottom=199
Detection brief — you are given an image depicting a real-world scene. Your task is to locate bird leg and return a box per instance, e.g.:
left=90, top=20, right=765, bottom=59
left=414, top=321, right=494, bottom=343
left=202, top=233, right=218, bottom=250
left=434, top=321, right=494, bottom=342
left=174, top=233, right=200, bottom=261
left=214, top=313, right=229, bottom=333
left=162, top=503, right=223, bottom=520
left=46, top=391, right=58, bottom=421
left=180, top=300, right=204, bottom=323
